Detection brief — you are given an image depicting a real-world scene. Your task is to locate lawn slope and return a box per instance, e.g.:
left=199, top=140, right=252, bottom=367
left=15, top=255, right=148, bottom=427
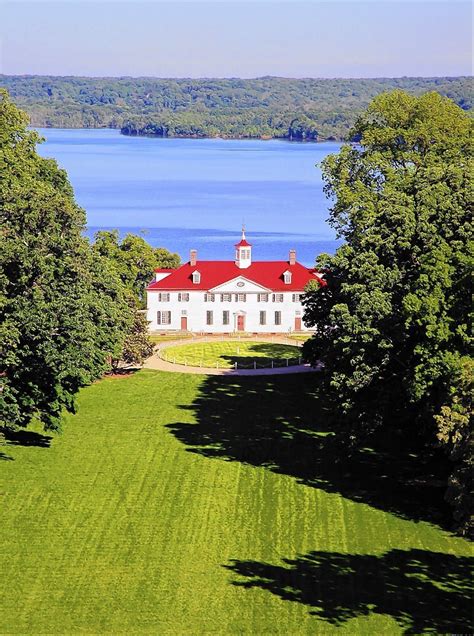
left=1, top=370, right=472, bottom=634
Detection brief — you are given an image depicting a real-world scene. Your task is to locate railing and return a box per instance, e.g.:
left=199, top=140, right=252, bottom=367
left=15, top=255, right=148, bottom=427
left=158, top=350, right=304, bottom=370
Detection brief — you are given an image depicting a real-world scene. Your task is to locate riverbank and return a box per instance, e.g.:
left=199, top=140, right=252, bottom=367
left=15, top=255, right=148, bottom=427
left=119, top=129, right=341, bottom=142
left=34, top=125, right=342, bottom=142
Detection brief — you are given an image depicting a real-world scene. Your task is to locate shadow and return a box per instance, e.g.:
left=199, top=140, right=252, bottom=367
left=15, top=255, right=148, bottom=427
left=167, top=374, right=452, bottom=527
left=220, top=356, right=301, bottom=368
left=105, top=367, right=141, bottom=377
left=1, top=428, right=52, bottom=448
left=244, top=343, right=300, bottom=356
left=225, top=548, right=474, bottom=634
left=218, top=343, right=301, bottom=367
left=0, top=450, right=14, bottom=461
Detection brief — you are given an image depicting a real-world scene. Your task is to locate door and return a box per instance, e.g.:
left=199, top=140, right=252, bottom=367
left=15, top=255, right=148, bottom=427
left=294, top=316, right=302, bottom=331
left=237, top=315, right=245, bottom=331
left=180, top=316, right=188, bottom=331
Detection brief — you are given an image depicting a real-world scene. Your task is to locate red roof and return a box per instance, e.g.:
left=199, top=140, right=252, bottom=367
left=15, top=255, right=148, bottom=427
left=147, top=260, right=325, bottom=292
left=235, top=238, right=252, bottom=247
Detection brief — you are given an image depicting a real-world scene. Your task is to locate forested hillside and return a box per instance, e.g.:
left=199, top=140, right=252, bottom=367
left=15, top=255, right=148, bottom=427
left=1, top=75, right=471, bottom=140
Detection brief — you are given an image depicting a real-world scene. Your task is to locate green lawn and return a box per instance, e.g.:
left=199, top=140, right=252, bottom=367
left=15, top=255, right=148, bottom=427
left=289, top=333, right=313, bottom=342
left=161, top=340, right=301, bottom=368
left=149, top=333, right=193, bottom=344
left=1, top=370, right=472, bottom=634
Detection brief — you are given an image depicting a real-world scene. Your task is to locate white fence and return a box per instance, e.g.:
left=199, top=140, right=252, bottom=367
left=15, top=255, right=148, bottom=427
left=158, top=350, right=304, bottom=370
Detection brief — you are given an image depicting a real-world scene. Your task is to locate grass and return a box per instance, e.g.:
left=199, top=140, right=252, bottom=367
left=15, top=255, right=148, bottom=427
left=289, top=333, right=313, bottom=342
left=1, top=370, right=472, bottom=634
left=161, top=340, right=301, bottom=368
left=148, top=333, right=193, bottom=344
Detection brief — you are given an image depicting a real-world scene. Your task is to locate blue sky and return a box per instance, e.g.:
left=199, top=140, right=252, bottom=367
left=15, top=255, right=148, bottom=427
left=1, top=1, right=472, bottom=77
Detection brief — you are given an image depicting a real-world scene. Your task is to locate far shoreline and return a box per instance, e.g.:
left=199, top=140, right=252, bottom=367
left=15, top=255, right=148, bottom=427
left=33, top=125, right=344, bottom=143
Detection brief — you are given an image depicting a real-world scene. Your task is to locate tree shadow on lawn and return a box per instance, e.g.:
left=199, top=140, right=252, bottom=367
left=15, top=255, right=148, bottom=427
left=241, top=343, right=301, bottom=357
left=225, top=548, right=474, bottom=634
left=167, top=374, right=453, bottom=529
left=215, top=343, right=301, bottom=367
left=1, top=428, right=52, bottom=448
left=220, top=355, right=300, bottom=368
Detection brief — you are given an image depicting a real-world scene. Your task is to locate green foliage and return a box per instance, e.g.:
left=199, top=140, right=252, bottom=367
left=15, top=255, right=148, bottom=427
left=434, top=358, right=473, bottom=534
left=92, top=229, right=179, bottom=307
left=91, top=230, right=179, bottom=369
left=0, top=75, right=471, bottom=140
left=0, top=90, right=132, bottom=431
left=303, top=91, right=473, bottom=534
left=111, top=309, right=154, bottom=371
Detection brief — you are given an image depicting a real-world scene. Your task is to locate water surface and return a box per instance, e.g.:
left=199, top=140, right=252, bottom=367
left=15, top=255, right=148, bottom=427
left=37, top=128, right=342, bottom=264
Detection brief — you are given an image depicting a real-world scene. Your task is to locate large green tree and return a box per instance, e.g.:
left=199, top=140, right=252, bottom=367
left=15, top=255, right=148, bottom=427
left=92, top=230, right=180, bottom=307
left=303, top=91, right=472, bottom=534
left=0, top=90, right=132, bottom=431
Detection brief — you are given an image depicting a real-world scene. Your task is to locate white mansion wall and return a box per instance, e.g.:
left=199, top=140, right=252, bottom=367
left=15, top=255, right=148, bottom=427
left=146, top=289, right=310, bottom=333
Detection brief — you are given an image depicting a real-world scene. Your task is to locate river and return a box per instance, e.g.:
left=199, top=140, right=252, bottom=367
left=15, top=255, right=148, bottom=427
left=36, top=128, right=343, bottom=264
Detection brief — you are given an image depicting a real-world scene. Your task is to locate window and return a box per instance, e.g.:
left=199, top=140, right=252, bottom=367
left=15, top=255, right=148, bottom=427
left=204, top=293, right=215, bottom=302
left=192, top=271, right=201, bottom=284
left=206, top=311, right=213, bottom=326
left=274, top=311, right=281, bottom=326
left=221, top=293, right=232, bottom=302
left=223, top=311, right=230, bottom=325
left=259, top=311, right=266, bottom=326
left=237, top=248, right=250, bottom=260
left=258, top=293, right=269, bottom=302
left=283, top=271, right=292, bottom=284
left=235, top=293, right=246, bottom=302
left=272, top=293, right=284, bottom=303
left=157, top=311, right=171, bottom=325
left=292, top=293, right=301, bottom=302
left=178, top=293, right=189, bottom=302
left=158, top=293, right=170, bottom=302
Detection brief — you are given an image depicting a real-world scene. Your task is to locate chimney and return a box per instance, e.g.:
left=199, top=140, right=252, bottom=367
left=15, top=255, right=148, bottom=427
left=190, top=249, right=197, bottom=267
left=289, top=249, right=296, bottom=266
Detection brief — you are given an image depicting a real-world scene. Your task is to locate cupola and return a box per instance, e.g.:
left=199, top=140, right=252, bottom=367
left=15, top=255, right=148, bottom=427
left=235, top=227, right=252, bottom=269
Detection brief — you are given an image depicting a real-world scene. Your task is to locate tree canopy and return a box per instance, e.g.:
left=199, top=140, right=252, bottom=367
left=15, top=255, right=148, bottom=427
left=0, top=90, right=133, bottom=431
left=0, top=75, right=471, bottom=141
left=303, top=91, right=473, bottom=535
left=91, top=230, right=180, bottom=307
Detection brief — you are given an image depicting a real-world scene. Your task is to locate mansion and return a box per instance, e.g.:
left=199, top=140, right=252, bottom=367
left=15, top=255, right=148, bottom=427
left=146, top=230, right=324, bottom=334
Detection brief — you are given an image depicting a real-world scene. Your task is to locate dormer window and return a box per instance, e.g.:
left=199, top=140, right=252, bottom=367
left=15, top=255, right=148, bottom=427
left=283, top=270, right=292, bottom=284
left=192, top=270, right=201, bottom=284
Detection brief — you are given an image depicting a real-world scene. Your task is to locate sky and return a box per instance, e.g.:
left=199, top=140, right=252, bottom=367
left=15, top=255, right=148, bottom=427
left=0, top=0, right=472, bottom=78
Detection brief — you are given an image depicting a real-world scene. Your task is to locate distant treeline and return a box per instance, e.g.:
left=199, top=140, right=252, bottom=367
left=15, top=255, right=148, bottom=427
left=1, top=75, right=471, bottom=141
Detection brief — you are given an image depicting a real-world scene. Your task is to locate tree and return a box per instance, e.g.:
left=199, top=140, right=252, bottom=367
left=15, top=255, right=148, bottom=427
left=302, top=91, right=472, bottom=534
left=0, top=90, right=132, bottom=431
left=111, top=309, right=154, bottom=372
left=434, top=357, right=473, bottom=534
left=92, top=230, right=180, bottom=307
